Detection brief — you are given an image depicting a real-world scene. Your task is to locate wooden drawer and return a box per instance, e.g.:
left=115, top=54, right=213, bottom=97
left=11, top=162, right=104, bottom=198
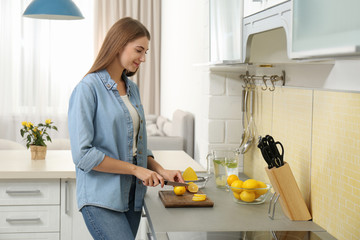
left=0, top=233, right=59, bottom=240
left=0, top=179, right=60, bottom=205
left=0, top=205, right=59, bottom=233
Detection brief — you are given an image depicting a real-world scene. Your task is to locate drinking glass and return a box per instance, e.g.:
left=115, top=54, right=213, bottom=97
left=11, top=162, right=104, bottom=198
left=207, top=149, right=239, bottom=189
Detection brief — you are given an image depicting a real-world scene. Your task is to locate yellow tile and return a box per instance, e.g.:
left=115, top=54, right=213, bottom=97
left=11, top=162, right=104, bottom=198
left=244, top=86, right=273, bottom=183
left=272, top=88, right=313, bottom=206
left=312, top=90, right=360, bottom=240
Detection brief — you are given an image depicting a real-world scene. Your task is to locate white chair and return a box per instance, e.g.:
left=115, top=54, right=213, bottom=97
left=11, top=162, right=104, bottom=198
left=47, top=138, right=71, bottom=150
left=0, top=139, right=26, bottom=150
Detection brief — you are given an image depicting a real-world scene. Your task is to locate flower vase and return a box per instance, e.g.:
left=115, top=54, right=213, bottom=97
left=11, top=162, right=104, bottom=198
left=30, top=145, right=47, bottom=160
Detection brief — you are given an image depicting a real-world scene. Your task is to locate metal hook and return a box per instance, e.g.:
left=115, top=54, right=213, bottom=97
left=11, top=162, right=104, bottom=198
left=241, top=75, right=247, bottom=89
left=261, top=75, right=268, bottom=91
left=269, top=76, right=276, bottom=91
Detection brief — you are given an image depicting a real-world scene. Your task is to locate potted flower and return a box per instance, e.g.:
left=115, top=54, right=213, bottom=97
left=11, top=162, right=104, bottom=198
left=20, top=119, right=58, bottom=160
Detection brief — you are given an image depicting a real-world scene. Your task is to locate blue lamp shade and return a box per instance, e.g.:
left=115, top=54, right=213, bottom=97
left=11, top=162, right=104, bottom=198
left=23, top=0, right=84, bottom=20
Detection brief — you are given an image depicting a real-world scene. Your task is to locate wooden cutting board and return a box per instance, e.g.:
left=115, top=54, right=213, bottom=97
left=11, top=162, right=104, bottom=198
left=159, top=190, right=214, bottom=208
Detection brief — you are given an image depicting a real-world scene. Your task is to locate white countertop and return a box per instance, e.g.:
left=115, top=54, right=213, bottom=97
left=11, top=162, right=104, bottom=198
left=0, top=150, right=205, bottom=179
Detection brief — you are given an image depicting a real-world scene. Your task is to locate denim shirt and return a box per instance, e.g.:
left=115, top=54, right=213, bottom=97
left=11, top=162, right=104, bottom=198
left=68, top=69, right=151, bottom=212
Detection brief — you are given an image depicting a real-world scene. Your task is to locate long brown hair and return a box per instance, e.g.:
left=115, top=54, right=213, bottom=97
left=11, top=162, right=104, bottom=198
left=86, top=17, right=150, bottom=77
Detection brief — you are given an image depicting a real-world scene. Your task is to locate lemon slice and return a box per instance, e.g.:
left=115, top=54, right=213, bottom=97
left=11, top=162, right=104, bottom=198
left=187, top=182, right=199, bottom=193
left=194, top=194, right=206, bottom=197
left=192, top=196, right=206, bottom=201
left=182, top=167, right=198, bottom=181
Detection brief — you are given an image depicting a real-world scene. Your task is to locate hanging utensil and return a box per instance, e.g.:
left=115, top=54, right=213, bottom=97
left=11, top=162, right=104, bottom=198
left=241, top=89, right=255, bottom=154
left=238, top=89, right=248, bottom=149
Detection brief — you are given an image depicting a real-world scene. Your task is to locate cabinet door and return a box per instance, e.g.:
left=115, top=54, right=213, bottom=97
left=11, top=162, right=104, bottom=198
left=210, top=0, right=242, bottom=63
left=60, top=179, right=92, bottom=240
left=0, top=179, right=60, bottom=205
left=292, top=0, right=360, bottom=58
left=0, top=205, right=59, bottom=233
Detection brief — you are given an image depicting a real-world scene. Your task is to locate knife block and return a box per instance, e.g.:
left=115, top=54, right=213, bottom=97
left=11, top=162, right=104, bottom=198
left=265, top=162, right=312, bottom=221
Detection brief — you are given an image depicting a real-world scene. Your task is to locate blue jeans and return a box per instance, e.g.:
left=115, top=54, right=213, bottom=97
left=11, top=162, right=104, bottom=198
left=81, top=177, right=141, bottom=240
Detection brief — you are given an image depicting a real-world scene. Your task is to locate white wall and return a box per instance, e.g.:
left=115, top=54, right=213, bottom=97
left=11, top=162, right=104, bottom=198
left=161, top=0, right=209, bottom=163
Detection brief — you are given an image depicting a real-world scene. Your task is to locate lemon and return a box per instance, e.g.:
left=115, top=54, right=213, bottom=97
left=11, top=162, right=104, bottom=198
left=173, top=186, right=186, bottom=196
left=240, top=191, right=256, bottom=202
left=182, top=167, right=198, bottom=181
left=255, top=181, right=268, bottom=196
left=187, top=182, right=199, bottom=193
left=227, top=174, right=239, bottom=186
left=233, top=191, right=241, bottom=200
left=230, top=179, right=243, bottom=193
left=242, top=179, right=259, bottom=192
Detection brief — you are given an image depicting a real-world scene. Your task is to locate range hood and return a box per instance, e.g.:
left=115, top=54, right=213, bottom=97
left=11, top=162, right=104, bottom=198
left=242, top=1, right=292, bottom=63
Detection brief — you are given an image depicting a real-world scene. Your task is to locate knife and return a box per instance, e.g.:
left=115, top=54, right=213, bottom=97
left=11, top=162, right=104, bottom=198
left=164, top=180, right=188, bottom=186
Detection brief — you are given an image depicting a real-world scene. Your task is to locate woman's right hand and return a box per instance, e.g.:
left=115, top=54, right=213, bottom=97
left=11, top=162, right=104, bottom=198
left=134, top=166, right=165, bottom=187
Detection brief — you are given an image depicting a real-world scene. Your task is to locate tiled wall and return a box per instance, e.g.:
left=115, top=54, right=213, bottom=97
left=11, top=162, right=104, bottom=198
left=204, top=72, right=245, bottom=172
left=243, top=86, right=360, bottom=240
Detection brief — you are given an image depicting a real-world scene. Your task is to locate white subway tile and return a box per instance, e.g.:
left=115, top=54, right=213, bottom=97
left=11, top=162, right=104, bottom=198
left=208, top=120, right=225, bottom=143
left=227, top=74, right=243, bottom=96
left=208, top=96, right=242, bottom=119
left=209, top=73, right=226, bottom=95
left=226, top=120, right=242, bottom=144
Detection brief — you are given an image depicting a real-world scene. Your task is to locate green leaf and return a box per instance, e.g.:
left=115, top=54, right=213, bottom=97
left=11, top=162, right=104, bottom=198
left=52, top=126, right=58, bottom=131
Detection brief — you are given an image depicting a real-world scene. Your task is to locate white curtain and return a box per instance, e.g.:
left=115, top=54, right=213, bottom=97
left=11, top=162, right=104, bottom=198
left=94, top=0, right=161, bottom=115
left=0, top=0, right=94, bottom=144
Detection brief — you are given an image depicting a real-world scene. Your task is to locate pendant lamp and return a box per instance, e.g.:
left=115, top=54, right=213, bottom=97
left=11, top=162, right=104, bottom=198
left=23, top=0, right=84, bottom=20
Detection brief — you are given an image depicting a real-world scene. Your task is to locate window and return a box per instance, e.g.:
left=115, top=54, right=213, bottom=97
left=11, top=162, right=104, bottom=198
left=0, top=0, right=94, bottom=140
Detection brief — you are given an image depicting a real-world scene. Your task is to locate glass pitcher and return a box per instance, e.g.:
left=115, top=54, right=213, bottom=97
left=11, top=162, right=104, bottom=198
left=206, top=149, right=239, bottom=189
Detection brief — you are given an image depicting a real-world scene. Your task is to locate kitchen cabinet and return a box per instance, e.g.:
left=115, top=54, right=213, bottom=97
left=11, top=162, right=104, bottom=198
left=291, top=0, right=360, bottom=58
left=209, top=0, right=243, bottom=64
left=0, top=178, right=91, bottom=240
left=243, top=0, right=360, bottom=61
left=243, top=0, right=288, bottom=17
left=242, top=0, right=292, bottom=62
left=60, top=179, right=92, bottom=240
left=0, top=179, right=60, bottom=239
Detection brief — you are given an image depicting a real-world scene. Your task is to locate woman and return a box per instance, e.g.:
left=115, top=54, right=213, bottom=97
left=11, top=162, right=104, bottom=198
left=68, top=17, right=184, bottom=240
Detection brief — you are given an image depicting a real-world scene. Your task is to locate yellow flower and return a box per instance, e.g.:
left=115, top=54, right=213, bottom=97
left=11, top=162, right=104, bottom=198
left=45, top=119, right=51, bottom=124
left=22, top=121, right=27, bottom=126
left=26, top=122, right=33, bottom=128
left=33, top=127, right=38, bottom=132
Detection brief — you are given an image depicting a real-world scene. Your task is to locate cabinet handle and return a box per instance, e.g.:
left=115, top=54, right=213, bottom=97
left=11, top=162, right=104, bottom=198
left=6, top=217, right=41, bottom=222
left=65, top=180, right=70, bottom=214
left=6, top=189, right=41, bottom=194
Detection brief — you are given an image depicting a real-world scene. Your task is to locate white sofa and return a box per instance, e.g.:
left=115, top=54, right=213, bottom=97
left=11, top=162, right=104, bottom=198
left=146, top=110, right=194, bottom=157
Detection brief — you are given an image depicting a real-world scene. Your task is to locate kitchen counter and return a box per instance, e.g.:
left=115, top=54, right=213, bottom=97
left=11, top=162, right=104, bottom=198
left=0, top=150, right=205, bottom=179
left=0, top=149, right=331, bottom=239
left=144, top=174, right=327, bottom=240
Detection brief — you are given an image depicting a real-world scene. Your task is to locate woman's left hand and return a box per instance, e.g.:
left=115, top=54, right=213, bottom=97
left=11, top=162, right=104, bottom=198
left=160, top=169, right=185, bottom=183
